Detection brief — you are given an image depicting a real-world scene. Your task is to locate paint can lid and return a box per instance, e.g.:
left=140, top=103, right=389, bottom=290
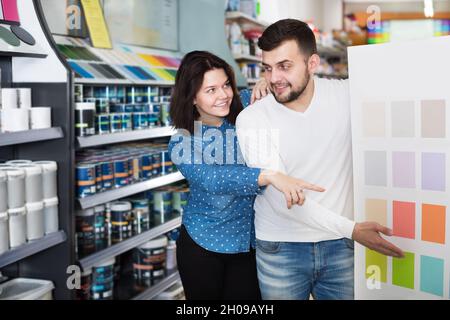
left=26, top=201, right=44, bottom=211
left=34, top=161, right=58, bottom=171
left=4, top=168, right=25, bottom=179
left=94, top=205, right=105, bottom=213
left=44, top=197, right=59, bottom=206
left=7, top=207, right=26, bottom=216
left=75, top=102, right=95, bottom=111
left=6, top=160, right=32, bottom=165
left=111, top=201, right=132, bottom=212
left=93, top=257, right=115, bottom=268
left=139, top=236, right=168, bottom=249
left=76, top=208, right=95, bottom=217
left=14, top=164, right=43, bottom=176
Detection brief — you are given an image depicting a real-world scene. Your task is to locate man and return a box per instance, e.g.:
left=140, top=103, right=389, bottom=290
left=236, top=19, right=404, bottom=300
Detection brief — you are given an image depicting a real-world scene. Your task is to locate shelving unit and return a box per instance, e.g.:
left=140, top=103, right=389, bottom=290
left=225, top=10, right=266, bottom=87
left=0, top=231, right=67, bottom=269
left=78, top=217, right=181, bottom=270
left=132, top=270, right=180, bottom=300
left=76, top=127, right=176, bottom=149
left=0, top=127, right=64, bottom=147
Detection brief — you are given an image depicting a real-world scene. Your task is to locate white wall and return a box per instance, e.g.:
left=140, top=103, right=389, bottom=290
left=259, top=0, right=344, bottom=32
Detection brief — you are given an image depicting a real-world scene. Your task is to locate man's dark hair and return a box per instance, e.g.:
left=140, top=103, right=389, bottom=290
left=170, top=51, right=242, bottom=134
left=258, top=19, right=318, bottom=56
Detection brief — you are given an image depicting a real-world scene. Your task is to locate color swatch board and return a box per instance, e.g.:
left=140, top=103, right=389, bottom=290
left=53, top=35, right=180, bottom=84
left=349, top=36, right=450, bottom=300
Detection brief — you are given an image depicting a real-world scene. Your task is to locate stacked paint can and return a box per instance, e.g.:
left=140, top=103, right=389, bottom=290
left=133, top=236, right=168, bottom=286
left=75, top=143, right=176, bottom=199
left=147, top=185, right=189, bottom=226
left=75, top=84, right=172, bottom=137
left=75, top=268, right=92, bottom=300
left=91, top=258, right=115, bottom=300
left=0, top=88, right=52, bottom=133
left=0, top=160, right=58, bottom=255
left=76, top=205, right=110, bottom=257
left=110, top=201, right=132, bottom=244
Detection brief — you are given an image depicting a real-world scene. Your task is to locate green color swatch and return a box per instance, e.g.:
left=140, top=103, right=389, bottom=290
left=393, top=252, right=415, bottom=289
left=366, top=249, right=387, bottom=283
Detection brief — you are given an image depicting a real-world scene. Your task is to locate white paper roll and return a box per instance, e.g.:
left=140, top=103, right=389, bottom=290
left=17, top=88, right=32, bottom=109
left=0, top=109, right=29, bottom=132
left=1, top=89, right=18, bottom=109
left=30, top=107, right=52, bottom=129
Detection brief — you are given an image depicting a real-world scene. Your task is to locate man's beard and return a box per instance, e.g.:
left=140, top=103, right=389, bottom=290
left=271, top=71, right=310, bottom=104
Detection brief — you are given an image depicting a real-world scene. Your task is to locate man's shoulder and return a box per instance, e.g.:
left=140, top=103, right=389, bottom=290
left=237, top=95, right=272, bottom=124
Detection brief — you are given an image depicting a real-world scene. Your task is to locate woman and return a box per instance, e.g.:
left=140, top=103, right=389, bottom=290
left=168, top=51, right=324, bottom=300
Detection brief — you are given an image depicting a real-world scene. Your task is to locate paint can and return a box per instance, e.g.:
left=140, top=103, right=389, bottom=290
left=30, top=107, right=52, bottom=129
left=34, top=161, right=58, bottom=199
left=90, top=97, right=110, bottom=114
left=91, top=258, right=115, bottom=300
left=95, top=114, right=110, bottom=135
left=101, top=160, right=114, bottom=190
left=172, top=187, right=189, bottom=215
left=166, top=240, right=177, bottom=271
left=132, top=112, right=149, bottom=130
left=161, top=150, right=173, bottom=175
left=131, top=198, right=150, bottom=234
left=110, top=113, right=122, bottom=133
left=141, top=153, right=153, bottom=180
left=151, top=152, right=162, bottom=176
left=151, top=190, right=173, bottom=225
left=8, top=206, right=26, bottom=248
left=17, top=88, right=32, bottom=109
left=25, top=201, right=45, bottom=241
left=148, top=104, right=160, bottom=127
left=94, top=205, right=107, bottom=238
left=0, top=171, right=7, bottom=213
left=76, top=208, right=95, bottom=243
left=113, top=158, right=128, bottom=188
left=4, top=168, right=26, bottom=209
left=0, top=211, right=9, bottom=255
left=75, top=103, right=96, bottom=137
left=94, top=162, right=103, bottom=192
left=110, top=201, right=132, bottom=243
left=15, top=164, right=43, bottom=203
left=43, top=197, right=59, bottom=234
left=1, top=88, right=18, bottom=109
left=76, top=268, right=92, bottom=300
left=133, top=236, right=168, bottom=285
left=160, top=103, right=171, bottom=126
left=76, top=163, right=96, bottom=198
left=128, top=155, right=141, bottom=183
left=109, top=104, right=126, bottom=113
left=121, top=113, right=132, bottom=132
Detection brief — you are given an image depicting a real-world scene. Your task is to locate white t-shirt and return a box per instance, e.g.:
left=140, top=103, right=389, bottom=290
left=236, top=77, right=356, bottom=243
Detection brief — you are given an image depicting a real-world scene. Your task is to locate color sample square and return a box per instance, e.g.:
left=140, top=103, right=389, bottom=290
left=365, top=151, right=387, bottom=186
left=366, top=249, right=387, bottom=283
left=391, top=101, right=415, bottom=137
left=365, top=199, right=387, bottom=226
left=422, top=204, right=446, bottom=244
left=421, top=100, right=446, bottom=138
left=363, top=102, right=386, bottom=137
left=392, top=152, right=416, bottom=188
left=420, top=256, right=444, bottom=297
left=392, top=252, right=415, bottom=290
left=393, top=201, right=415, bottom=239
left=422, top=153, right=446, bottom=192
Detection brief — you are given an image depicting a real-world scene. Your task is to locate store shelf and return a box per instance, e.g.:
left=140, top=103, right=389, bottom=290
left=75, top=78, right=174, bottom=86
left=77, top=127, right=177, bottom=149
left=233, top=54, right=261, bottom=63
left=132, top=270, right=181, bottom=300
left=0, top=231, right=67, bottom=268
left=77, top=172, right=185, bottom=209
left=225, top=11, right=268, bottom=30
left=78, top=217, right=182, bottom=270
left=0, top=127, right=64, bottom=147
left=317, top=44, right=347, bottom=58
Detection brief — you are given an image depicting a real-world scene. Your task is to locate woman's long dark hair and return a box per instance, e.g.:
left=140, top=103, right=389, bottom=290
left=170, top=51, right=243, bottom=134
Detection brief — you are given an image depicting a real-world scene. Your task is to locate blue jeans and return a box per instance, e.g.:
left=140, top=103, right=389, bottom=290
left=256, top=238, right=354, bottom=300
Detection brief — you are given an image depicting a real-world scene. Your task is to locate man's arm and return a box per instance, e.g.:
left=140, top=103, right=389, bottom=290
left=236, top=111, right=404, bottom=258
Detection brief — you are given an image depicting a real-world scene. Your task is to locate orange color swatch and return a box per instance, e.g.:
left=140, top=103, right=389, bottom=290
left=421, top=204, right=446, bottom=244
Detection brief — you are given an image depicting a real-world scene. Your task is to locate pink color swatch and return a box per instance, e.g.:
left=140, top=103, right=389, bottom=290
left=1, top=0, right=19, bottom=23
left=393, top=201, right=416, bottom=239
